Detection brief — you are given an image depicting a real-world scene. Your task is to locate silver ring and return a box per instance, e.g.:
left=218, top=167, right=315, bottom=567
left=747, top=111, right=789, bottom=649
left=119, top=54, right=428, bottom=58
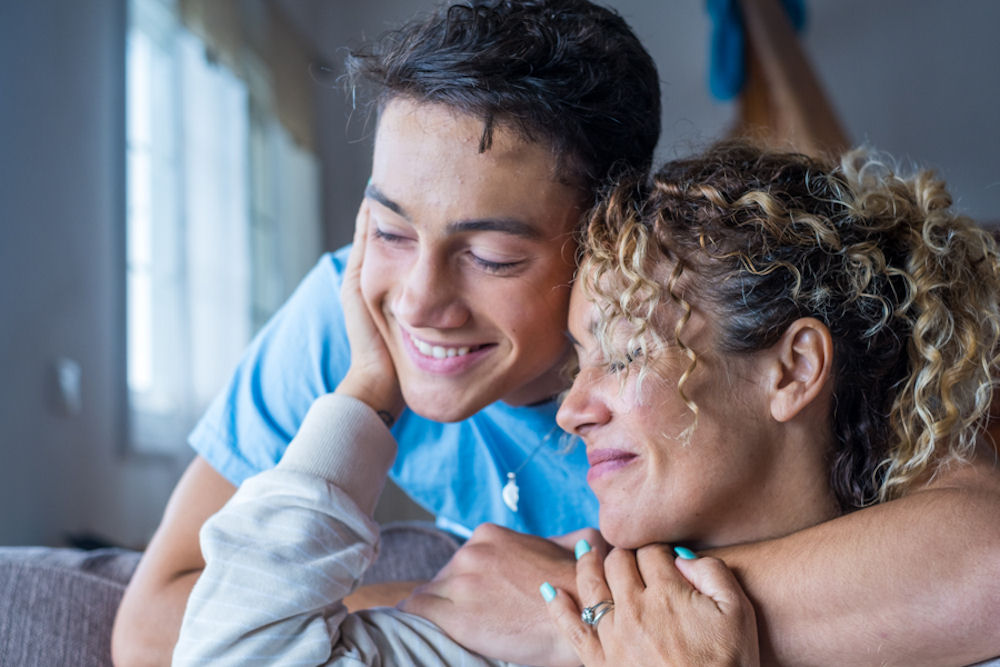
left=581, top=599, right=614, bottom=627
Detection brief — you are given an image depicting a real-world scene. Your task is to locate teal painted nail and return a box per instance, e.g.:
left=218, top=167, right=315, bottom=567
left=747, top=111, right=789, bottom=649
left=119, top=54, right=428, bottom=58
left=539, top=581, right=557, bottom=603
left=674, top=546, right=698, bottom=560
left=574, top=539, right=592, bottom=560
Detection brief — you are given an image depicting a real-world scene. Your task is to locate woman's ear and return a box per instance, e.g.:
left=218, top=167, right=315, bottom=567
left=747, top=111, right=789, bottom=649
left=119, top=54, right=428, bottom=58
left=768, top=318, right=833, bottom=423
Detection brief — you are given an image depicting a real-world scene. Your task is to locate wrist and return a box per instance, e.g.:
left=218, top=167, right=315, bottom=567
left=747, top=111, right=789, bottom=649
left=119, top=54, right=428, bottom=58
left=336, top=372, right=404, bottom=426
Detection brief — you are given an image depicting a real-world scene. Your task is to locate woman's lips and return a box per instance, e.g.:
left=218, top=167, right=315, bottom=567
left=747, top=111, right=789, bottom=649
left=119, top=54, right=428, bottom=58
left=586, top=448, right=638, bottom=484
left=400, top=326, right=496, bottom=374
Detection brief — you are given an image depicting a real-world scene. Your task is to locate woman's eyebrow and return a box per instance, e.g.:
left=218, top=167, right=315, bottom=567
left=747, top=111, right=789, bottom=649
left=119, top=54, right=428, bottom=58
left=364, top=184, right=407, bottom=219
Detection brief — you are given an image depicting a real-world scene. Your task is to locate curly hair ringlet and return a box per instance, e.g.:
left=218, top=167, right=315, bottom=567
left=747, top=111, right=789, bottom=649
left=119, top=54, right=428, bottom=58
left=580, top=140, right=1000, bottom=510
left=344, top=0, right=661, bottom=199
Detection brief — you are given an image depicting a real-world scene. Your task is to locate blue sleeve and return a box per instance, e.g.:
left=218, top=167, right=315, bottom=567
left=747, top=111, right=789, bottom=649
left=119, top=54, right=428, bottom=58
left=188, top=248, right=354, bottom=485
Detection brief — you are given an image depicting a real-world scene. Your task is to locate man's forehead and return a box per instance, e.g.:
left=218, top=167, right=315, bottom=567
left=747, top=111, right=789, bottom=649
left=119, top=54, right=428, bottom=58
left=375, top=97, right=587, bottom=194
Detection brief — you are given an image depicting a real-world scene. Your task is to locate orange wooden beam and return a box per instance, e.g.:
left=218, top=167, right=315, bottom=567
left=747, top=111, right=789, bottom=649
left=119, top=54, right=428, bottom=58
left=734, top=0, right=850, bottom=157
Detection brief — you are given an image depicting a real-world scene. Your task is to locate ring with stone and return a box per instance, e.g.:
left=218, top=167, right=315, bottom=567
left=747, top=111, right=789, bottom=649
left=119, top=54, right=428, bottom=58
left=580, top=599, right=614, bottom=628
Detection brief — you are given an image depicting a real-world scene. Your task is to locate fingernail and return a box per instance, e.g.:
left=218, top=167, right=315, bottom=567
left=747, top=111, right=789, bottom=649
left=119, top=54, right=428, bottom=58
left=674, top=546, right=698, bottom=560
left=539, top=581, right=557, bottom=603
left=574, top=539, right=592, bottom=560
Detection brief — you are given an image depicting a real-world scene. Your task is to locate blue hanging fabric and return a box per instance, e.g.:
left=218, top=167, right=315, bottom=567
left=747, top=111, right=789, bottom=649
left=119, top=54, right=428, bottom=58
left=706, top=0, right=806, bottom=101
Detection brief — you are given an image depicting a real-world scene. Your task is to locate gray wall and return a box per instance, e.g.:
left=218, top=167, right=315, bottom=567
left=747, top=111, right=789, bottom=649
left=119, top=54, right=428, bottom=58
left=1, top=0, right=187, bottom=548
left=298, top=0, right=1000, bottom=248
left=2, top=0, right=999, bottom=547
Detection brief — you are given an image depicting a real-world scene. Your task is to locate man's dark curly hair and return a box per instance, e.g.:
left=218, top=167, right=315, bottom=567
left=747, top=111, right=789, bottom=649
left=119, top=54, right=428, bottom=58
left=346, top=0, right=661, bottom=197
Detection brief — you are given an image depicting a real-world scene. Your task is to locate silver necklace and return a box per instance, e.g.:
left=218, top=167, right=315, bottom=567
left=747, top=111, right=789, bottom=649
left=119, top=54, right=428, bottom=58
left=500, top=433, right=551, bottom=513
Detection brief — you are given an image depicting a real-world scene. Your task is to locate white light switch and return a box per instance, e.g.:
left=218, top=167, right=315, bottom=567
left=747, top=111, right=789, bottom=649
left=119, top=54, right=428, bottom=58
left=53, top=357, right=82, bottom=416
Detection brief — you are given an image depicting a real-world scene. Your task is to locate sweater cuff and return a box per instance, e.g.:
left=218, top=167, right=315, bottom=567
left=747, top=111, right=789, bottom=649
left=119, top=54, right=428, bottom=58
left=276, top=393, right=397, bottom=516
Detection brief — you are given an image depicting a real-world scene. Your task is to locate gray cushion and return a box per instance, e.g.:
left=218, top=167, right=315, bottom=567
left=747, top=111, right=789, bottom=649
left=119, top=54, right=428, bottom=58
left=0, top=546, right=141, bottom=667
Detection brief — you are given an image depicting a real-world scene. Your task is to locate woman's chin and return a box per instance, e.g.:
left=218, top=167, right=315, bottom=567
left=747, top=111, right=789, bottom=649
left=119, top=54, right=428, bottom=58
left=599, top=514, right=656, bottom=550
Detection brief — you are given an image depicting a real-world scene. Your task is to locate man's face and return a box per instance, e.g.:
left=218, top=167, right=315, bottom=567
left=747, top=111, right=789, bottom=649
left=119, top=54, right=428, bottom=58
left=360, top=98, right=584, bottom=422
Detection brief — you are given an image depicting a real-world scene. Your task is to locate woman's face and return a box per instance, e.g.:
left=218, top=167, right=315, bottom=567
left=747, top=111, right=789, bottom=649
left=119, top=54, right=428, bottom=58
left=557, top=278, right=831, bottom=549
left=360, top=99, right=584, bottom=422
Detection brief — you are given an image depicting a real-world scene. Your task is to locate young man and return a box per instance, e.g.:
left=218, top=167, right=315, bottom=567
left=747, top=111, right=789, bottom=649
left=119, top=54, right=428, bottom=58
left=114, top=1, right=1000, bottom=665
left=113, top=1, right=660, bottom=663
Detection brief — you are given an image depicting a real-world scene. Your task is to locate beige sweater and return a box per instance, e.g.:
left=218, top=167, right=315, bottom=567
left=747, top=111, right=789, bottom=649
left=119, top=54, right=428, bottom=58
left=172, top=393, right=520, bottom=666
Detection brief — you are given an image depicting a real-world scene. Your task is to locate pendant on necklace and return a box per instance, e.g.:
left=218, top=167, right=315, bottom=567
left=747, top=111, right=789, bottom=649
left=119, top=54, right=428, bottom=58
left=502, top=472, right=520, bottom=512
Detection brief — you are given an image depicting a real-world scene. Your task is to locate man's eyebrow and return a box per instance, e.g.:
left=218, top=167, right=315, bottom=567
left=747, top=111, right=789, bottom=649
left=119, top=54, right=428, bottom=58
left=364, top=185, right=541, bottom=239
left=364, top=184, right=407, bottom=219
left=565, top=330, right=581, bottom=348
left=446, top=219, right=543, bottom=240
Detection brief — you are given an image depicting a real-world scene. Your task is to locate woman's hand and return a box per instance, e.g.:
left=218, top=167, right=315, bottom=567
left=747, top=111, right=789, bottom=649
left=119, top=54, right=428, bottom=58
left=336, top=200, right=404, bottom=424
left=543, top=543, right=760, bottom=667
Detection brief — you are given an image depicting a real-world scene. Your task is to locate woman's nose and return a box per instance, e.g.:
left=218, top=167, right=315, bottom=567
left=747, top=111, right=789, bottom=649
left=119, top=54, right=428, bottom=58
left=556, top=367, right=612, bottom=437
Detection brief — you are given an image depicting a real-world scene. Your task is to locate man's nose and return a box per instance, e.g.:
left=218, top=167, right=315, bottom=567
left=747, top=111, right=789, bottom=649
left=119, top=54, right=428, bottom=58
left=393, top=251, right=470, bottom=330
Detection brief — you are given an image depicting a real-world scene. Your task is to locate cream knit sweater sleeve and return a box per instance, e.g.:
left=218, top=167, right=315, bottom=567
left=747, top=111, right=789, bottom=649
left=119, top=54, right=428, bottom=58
left=172, top=393, right=512, bottom=666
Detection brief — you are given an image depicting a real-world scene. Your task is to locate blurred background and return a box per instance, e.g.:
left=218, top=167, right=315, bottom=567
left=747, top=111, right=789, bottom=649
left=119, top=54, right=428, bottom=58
left=1, top=0, right=998, bottom=549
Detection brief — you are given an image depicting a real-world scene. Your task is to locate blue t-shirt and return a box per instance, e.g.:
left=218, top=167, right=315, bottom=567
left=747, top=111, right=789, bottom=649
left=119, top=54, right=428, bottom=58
left=189, top=247, right=599, bottom=538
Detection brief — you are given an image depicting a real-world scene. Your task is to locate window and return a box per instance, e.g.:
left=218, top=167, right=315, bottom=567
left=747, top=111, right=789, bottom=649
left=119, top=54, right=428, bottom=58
left=126, top=0, right=320, bottom=455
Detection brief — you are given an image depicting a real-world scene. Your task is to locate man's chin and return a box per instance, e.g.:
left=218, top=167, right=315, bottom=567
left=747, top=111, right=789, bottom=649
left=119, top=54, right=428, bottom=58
left=400, top=387, right=489, bottom=423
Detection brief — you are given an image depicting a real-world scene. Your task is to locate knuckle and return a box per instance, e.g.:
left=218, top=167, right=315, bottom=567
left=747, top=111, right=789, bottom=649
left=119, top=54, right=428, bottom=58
left=565, top=621, right=593, bottom=650
left=605, top=547, right=629, bottom=567
left=647, top=542, right=674, bottom=557
left=470, top=521, right=505, bottom=542
left=447, top=542, right=489, bottom=570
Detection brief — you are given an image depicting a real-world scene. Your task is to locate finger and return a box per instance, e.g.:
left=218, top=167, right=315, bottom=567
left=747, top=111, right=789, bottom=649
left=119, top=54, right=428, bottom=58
left=603, top=547, right=644, bottom=602
left=550, top=527, right=602, bottom=552
left=345, top=201, right=371, bottom=279
left=634, top=543, right=694, bottom=593
left=673, top=554, right=755, bottom=616
left=352, top=199, right=371, bottom=248
left=541, top=584, right=605, bottom=666
left=575, top=546, right=613, bottom=612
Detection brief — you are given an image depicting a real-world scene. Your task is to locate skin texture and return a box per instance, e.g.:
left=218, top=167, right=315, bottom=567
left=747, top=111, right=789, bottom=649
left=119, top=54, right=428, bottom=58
left=558, top=282, right=840, bottom=549
left=403, top=283, right=1000, bottom=666
left=111, top=101, right=585, bottom=665
left=112, top=100, right=1000, bottom=664
left=403, top=280, right=838, bottom=666
left=545, top=544, right=759, bottom=667
left=361, top=98, right=583, bottom=421
left=405, top=453, right=1000, bottom=667
left=111, top=456, right=234, bottom=666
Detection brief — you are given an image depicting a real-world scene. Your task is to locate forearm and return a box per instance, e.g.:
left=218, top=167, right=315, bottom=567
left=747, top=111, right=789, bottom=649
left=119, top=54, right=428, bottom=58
left=345, top=580, right=425, bottom=612
left=112, top=571, right=200, bottom=666
left=172, top=394, right=397, bottom=665
left=113, top=456, right=236, bottom=667
left=714, top=461, right=1000, bottom=666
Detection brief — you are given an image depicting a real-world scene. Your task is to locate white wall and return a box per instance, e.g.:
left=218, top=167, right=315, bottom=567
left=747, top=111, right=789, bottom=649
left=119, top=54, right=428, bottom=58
left=1, top=0, right=998, bottom=547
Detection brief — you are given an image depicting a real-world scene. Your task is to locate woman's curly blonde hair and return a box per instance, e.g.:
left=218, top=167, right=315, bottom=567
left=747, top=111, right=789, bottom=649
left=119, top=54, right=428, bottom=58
left=580, top=140, right=1000, bottom=509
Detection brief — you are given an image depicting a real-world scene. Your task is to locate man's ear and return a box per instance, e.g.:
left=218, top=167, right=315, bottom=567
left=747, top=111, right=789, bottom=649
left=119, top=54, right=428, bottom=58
left=768, top=318, right=833, bottom=423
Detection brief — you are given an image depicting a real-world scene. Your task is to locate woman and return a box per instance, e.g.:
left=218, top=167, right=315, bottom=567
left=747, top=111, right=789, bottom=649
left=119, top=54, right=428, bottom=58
left=542, top=141, right=1000, bottom=665
left=172, top=142, right=1000, bottom=665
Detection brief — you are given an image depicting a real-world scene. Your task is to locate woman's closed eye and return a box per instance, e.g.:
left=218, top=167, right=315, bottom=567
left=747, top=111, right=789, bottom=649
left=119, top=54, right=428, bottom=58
left=608, top=348, right=643, bottom=374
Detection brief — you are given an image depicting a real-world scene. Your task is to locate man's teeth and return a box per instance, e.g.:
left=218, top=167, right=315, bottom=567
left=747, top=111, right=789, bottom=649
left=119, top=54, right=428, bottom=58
left=411, top=334, right=472, bottom=359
